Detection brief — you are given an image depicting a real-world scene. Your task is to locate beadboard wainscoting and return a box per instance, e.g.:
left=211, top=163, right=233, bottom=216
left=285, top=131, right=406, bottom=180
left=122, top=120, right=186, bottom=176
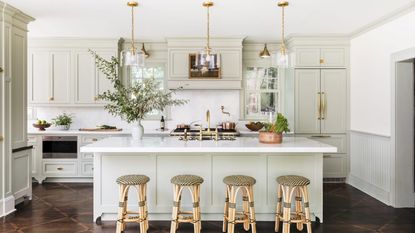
left=349, top=130, right=391, bottom=205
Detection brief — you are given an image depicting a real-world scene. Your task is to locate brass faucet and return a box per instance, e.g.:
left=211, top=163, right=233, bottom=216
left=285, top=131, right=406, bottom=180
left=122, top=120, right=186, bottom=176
left=206, top=110, right=211, bottom=133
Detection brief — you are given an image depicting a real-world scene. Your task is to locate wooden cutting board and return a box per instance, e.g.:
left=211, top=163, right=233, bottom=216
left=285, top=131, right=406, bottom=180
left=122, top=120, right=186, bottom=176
left=79, top=128, right=123, bottom=132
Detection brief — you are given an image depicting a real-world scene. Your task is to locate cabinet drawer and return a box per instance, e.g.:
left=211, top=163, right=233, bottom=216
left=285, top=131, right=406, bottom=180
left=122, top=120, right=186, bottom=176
left=81, top=153, right=94, bottom=160
left=81, top=162, right=94, bottom=176
left=309, top=135, right=346, bottom=153
left=81, top=135, right=108, bottom=144
left=43, top=162, right=77, bottom=176
left=323, top=154, right=347, bottom=178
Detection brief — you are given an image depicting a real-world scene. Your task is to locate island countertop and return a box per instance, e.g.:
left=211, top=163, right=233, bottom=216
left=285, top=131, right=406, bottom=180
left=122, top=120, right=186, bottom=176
left=80, top=136, right=337, bottom=153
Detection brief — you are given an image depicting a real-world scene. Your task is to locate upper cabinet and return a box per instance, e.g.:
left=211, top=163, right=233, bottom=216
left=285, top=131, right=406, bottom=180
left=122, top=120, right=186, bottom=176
left=28, top=39, right=118, bottom=106
left=294, top=48, right=346, bottom=68
left=167, top=38, right=244, bottom=90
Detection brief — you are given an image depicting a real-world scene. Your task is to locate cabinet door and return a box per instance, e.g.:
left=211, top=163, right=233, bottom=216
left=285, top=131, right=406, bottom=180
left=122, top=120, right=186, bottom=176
left=295, top=48, right=321, bottom=67
left=220, top=50, right=241, bottom=79
left=169, top=50, right=190, bottom=79
left=320, top=69, right=347, bottom=134
left=11, top=27, right=28, bottom=149
left=321, top=48, right=346, bottom=67
left=96, top=51, right=116, bottom=102
left=323, top=154, right=347, bottom=178
left=51, top=51, right=71, bottom=103
left=29, top=51, right=50, bottom=103
left=12, top=149, right=32, bottom=200
left=295, top=69, right=321, bottom=133
left=75, top=51, right=96, bottom=104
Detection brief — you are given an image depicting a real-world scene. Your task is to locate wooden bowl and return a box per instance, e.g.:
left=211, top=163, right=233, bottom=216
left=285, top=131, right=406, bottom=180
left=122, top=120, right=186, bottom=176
left=245, top=122, right=264, bottom=131
left=259, top=132, right=283, bottom=144
left=33, top=123, right=51, bottom=131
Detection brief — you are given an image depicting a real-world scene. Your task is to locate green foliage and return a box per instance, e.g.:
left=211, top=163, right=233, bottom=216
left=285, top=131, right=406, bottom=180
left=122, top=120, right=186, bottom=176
left=262, top=113, right=290, bottom=134
left=52, top=113, right=73, bottom=126
left=90, top=50, right=188, bottom=123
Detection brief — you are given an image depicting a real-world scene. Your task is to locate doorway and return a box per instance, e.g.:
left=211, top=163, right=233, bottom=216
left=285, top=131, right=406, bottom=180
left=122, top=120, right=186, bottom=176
left=392, top=47, right=415, bottom=207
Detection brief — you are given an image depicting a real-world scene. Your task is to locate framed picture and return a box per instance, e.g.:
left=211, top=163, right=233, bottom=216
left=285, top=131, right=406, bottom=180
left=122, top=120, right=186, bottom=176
left=188, top=54, right=221, bottom=79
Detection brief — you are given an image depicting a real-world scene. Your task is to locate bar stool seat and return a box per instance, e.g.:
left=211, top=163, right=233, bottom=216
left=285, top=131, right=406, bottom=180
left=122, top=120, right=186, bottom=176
left=223, top=175, right=256, bottom=186
left=276, top=175, right=310, bottom=187
left=116, top=174, right=150, bottom=233
left=170, top=174, right=204, bottom=233
left=223, top=175, right=257, bottom=233
left=275, top=175, right=312, bottom=233
left=171, top=174, right=204, bottom=186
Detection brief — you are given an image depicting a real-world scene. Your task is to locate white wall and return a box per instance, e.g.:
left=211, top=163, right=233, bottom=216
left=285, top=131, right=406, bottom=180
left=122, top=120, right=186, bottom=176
left=30, top=90, right=241, bottom=131
left=350, top=10, right=415, bottom=136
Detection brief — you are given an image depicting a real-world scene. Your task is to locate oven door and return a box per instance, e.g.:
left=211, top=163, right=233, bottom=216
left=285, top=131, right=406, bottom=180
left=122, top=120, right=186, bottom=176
left=42, top=136, right=78, bottom=159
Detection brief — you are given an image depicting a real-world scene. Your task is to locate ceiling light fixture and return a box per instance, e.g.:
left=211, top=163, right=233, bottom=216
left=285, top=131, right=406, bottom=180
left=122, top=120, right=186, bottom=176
left=121, top=1, right=145, bottom=67
left=259, top=44, right=271, bottom=58
left=275, top=0, right=290, bottom=68
left=195, top=1, right=220, bottom=73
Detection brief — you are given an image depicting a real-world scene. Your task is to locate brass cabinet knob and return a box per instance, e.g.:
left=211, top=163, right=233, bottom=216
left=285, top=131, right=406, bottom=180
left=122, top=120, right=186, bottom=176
left=0, top=135, right=4, bottom=142
left=320, top=58, right=325, bottom=64
left=57, top=167, right=63, bottom=171
left=92, top=138, right=98, bottom=142
left=49, top=97, right=54, bottom=101
left=0, top=67, right=3, bottom=73
left=94, top=96, right=98, bottom=101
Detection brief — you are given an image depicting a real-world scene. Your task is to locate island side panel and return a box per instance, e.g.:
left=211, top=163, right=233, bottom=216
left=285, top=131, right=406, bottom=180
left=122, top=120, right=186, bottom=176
left=94, top=152, right=323, bottom=221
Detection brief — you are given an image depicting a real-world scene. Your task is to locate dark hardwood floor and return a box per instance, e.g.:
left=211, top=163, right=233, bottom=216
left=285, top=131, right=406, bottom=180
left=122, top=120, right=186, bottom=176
left=1, top=183, right=414, bottom=233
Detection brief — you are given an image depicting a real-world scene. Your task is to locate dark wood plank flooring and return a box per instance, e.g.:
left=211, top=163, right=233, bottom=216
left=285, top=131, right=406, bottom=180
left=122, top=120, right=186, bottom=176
left=1, top=183, right=414, bottom=233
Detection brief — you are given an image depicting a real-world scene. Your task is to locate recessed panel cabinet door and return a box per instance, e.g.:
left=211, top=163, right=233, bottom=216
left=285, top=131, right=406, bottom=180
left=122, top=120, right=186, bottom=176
left=295, top=69, right=321, bottom=134
left=320, top=48, right=346, bottom=67
left=29, top=51, right=50, bottom=103
left=295, top=48, right=321, bottom=67
left=51, top=52, right=71, bottom=104
left=320, top=69, right=347, bottom=134
left=75, top=52, right=96, bottom=104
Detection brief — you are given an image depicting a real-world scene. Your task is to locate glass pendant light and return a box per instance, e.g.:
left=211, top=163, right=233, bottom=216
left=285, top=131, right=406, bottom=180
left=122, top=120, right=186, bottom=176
left=275, top=1, right=290, bottom=68
left=121, top=1, right=145, bottom=67
left=195, top=1, right=220, bottom=73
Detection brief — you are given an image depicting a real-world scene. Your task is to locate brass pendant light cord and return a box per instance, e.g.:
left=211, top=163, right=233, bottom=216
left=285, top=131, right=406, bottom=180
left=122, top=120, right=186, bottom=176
left=131, top=5, right=136, bottom=54
left=206, top=4, right=211, bottom=53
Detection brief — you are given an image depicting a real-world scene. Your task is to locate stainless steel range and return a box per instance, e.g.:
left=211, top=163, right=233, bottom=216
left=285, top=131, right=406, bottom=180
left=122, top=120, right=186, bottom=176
left=170, top=127, right=239, bottom=141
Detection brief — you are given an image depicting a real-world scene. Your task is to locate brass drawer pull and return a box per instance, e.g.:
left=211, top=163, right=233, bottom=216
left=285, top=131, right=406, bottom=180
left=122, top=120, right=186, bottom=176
left=49, top=97, right=54, bottom=101
left=92, top=138, right=98, bottom=142
left=57, top=167, right=63, bottom=171
left=320, top=58, right=324, bottom=64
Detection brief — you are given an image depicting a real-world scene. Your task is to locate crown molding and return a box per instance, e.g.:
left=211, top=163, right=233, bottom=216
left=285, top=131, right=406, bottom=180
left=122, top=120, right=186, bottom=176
left=350, top=1, right=415, bottom=39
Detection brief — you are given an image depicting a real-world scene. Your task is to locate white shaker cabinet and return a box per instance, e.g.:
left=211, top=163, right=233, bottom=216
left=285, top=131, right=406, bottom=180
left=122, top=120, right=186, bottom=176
left=295, top=69, right=347, bottom=134
left=294, top=48, right=346, bottom=68
left=28, top=50, right=71, bottom=104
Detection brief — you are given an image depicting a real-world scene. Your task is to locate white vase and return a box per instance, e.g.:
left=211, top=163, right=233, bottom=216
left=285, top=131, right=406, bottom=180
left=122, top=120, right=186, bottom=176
left=131, top=120, right=144, bottom=140
left=57, top=125, right=70, bottom=131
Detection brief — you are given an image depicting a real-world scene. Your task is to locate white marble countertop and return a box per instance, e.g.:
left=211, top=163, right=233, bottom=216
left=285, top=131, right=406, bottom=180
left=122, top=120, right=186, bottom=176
left=80, top=136, right=337, bottom=153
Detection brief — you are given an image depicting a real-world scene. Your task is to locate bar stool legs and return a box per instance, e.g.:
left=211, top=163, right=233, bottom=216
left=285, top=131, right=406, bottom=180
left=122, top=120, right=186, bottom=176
left=115, top=175, right=150, bottom=233
left=275, top=175, right=312, bottom=233
left=223, top=175, right=257, bottom=233
left=170, top=175, right=204, bottom=233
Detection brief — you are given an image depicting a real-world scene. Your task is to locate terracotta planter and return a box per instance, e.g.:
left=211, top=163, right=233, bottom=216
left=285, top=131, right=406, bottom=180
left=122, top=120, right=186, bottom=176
left=259, top=132, right=283, bottom=144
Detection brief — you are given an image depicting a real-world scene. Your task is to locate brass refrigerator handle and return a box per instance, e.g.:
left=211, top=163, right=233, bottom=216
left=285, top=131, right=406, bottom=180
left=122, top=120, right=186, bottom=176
left=317, top=92, right=321, bottom=120
left=321, top=92, right=326, bottom=120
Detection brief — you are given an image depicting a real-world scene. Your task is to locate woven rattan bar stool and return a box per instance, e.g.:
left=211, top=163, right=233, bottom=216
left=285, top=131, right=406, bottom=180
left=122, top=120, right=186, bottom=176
left=275, top=175, right=312, bottom=233
left=115, top=175, right=150, bottom=233
left=170, top=174, right=204, bottom=233
left=222, top=175, right=257, bottom=233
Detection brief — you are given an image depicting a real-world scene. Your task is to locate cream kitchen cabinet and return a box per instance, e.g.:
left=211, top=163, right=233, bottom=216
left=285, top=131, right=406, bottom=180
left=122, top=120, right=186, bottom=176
left=295, top=69, right=347, bottom=134
left=28, top=39, right=118, bottom=106
left=294, top=48, right=346, bottom=68
left=74, top=50, right=115, bottom=104
left=28, top=50, right=71, bottom=104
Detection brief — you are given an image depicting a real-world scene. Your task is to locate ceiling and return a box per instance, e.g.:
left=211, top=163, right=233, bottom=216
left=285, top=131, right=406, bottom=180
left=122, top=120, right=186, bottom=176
left=5, top=0, right=415, bottom=41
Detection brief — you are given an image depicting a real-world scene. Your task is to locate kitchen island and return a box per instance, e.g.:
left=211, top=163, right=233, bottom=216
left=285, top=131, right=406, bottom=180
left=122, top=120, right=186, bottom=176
left=80, top=136, right=336, bottom=223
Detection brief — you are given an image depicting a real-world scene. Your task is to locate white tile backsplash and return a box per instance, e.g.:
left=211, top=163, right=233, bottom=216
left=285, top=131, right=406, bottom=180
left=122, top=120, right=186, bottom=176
left=30, top=90, right=241, bottom=131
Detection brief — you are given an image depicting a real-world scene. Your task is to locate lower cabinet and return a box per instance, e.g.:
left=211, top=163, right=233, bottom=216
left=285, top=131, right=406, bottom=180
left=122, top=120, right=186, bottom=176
left=28, top=134, right=113, bottom=183
left=12, top=149, right=33, bottom=204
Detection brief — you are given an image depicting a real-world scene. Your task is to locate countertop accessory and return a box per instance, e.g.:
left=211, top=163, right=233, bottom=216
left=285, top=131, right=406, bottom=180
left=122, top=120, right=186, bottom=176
left=259, top=113, right=290, bottom=144
left=245, top=122, right=264, bottom=131
left=33, top=123, right=51, bottom=131
left=52, top=113, right=73, bottom=131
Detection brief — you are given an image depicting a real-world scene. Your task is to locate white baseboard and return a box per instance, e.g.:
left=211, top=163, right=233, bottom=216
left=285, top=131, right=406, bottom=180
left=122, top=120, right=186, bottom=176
left=0, top=195, right=16, bottom=217
left=348, top=174, right=390, bottom=205
left=39, top=177, right=93, bottom=183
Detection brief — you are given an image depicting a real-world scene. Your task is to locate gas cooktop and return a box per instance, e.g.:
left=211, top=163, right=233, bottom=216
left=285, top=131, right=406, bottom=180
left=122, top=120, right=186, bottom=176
left=170, top=128, right=239, bottom=137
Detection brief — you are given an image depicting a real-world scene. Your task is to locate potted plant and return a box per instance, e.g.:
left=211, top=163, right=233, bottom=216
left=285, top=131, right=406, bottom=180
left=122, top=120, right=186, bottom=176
left=90, top=50, right=187, bottom=140
left=52, top=113, right=74, bottom=130
left=259, top=113, right=290, bottom=144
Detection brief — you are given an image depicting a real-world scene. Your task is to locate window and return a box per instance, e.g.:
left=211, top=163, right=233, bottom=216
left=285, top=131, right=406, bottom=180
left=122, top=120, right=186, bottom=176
left=128, top=64, right=166, bottom=118
left=244, top=67, right=282, bottom=119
